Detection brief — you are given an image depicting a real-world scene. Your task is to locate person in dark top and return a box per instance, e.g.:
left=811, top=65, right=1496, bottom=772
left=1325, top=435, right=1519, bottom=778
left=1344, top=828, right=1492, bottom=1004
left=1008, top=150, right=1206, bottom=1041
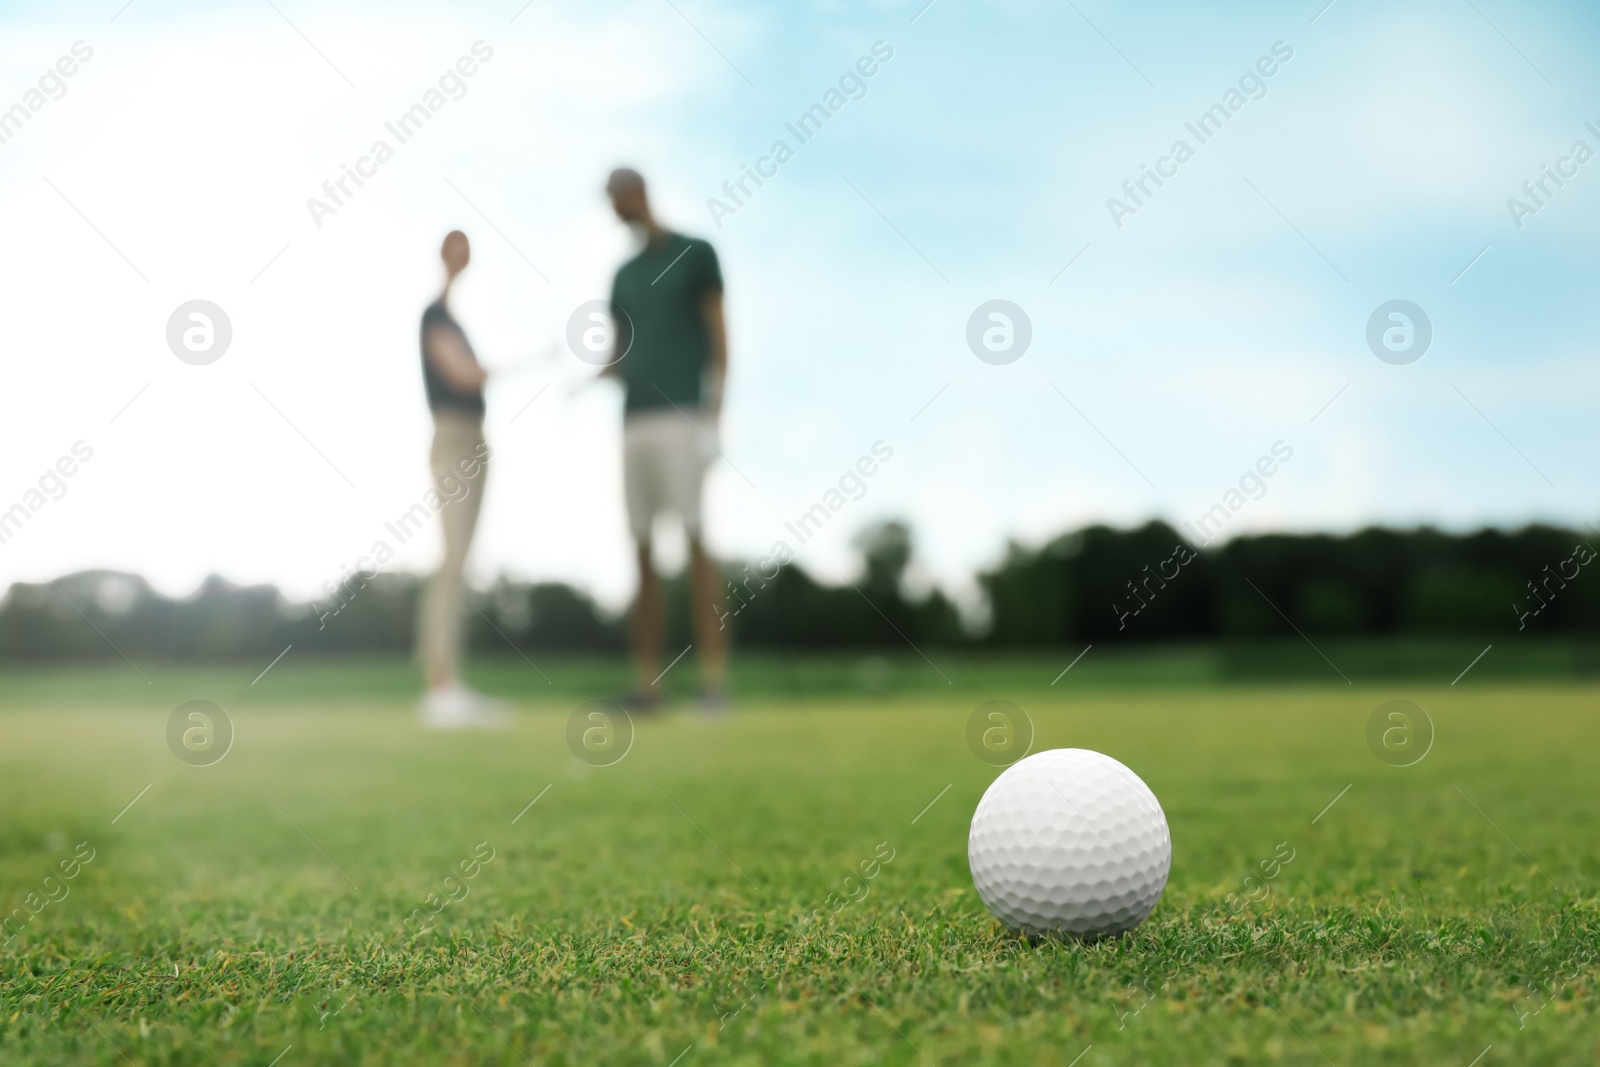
left=416, top=230, right=505, bottom=728
left=602, top=167, right=730, bottom=711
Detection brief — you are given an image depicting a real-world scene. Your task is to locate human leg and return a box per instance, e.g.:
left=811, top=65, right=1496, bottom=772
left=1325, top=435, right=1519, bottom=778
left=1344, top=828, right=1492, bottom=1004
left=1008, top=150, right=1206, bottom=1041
left=688, top=535, right=728, bottom=695
left=631, top=538, right=664, bottom=696
left=418, top=412, right=487, bottom=691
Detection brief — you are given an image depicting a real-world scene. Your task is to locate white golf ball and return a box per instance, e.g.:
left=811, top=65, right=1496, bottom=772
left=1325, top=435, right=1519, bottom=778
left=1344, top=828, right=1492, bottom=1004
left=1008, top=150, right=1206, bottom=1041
left=968, top=748, right=1170, bottom=938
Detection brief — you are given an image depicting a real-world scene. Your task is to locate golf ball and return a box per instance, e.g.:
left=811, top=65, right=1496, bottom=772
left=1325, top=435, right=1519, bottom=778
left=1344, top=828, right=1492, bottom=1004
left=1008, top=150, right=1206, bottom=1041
left=968, top=748, right=1170, bottom=938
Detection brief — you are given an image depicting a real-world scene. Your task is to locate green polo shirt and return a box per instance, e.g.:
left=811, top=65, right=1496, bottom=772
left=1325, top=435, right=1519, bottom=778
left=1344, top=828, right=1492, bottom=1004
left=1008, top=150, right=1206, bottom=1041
left=609, top=232, right=722, bottom=415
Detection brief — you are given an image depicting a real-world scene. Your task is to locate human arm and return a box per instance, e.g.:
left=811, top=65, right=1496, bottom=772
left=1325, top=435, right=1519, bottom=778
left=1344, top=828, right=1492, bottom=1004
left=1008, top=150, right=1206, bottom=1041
left=423, top=325, right=488, bottom=391
left=601, top=303, right=630, bottom=380
left=701, top=288, right=727, bottom=419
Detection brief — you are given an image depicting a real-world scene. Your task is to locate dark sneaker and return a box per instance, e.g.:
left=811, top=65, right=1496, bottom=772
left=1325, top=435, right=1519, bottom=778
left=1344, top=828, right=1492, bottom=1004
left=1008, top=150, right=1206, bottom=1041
left=616, top=690, right=664, bottom=716
left=696, top=688, right=731, bottom=719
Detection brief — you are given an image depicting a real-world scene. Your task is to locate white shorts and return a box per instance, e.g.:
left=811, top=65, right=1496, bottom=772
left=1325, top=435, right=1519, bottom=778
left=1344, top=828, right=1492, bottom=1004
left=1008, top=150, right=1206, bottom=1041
left=623, top=407, right=716, bottom=542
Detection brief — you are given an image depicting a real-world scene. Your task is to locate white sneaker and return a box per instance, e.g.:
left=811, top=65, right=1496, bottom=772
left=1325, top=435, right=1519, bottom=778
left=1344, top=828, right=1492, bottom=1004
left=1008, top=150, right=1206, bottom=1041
left=418, top=685, right=511, bottom=730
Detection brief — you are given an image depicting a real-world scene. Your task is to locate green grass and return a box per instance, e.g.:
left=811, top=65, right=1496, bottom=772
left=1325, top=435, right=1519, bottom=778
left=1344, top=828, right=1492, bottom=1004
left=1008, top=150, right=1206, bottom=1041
left=1, top=653, right=1597, bottom=1064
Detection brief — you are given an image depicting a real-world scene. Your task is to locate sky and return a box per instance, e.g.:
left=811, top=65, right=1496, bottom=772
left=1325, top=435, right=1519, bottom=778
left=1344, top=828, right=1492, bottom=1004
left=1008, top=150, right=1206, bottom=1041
left=0, top=0, right=1597, bottom=612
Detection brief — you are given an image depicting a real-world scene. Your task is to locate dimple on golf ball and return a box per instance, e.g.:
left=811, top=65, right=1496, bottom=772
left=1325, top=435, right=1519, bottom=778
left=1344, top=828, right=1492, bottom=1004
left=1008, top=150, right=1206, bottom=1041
left=968, top=748, right=1170, bottom=938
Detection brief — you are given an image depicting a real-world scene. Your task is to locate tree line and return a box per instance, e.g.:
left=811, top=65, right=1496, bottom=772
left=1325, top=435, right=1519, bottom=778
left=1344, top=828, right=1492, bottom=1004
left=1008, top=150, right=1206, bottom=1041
left=1, top=520, right=1594, bottom=660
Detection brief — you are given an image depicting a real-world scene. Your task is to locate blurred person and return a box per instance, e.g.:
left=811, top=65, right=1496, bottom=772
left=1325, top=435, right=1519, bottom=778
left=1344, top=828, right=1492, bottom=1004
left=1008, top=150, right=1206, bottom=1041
left=416, top=230, right=507, bottom=729
left=601, top=167, right=730, bottom=711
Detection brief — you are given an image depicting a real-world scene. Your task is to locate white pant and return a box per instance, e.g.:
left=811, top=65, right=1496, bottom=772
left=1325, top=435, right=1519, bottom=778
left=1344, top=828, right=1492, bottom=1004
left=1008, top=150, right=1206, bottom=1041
left=418, top=411, right=488, bottom=681
left=623, top=407, right=715, bottom=541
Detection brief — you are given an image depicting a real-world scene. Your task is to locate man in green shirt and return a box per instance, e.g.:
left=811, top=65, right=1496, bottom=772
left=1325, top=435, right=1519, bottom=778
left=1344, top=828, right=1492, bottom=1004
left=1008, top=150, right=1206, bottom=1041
left=603, top=167, right=729, bottom=709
